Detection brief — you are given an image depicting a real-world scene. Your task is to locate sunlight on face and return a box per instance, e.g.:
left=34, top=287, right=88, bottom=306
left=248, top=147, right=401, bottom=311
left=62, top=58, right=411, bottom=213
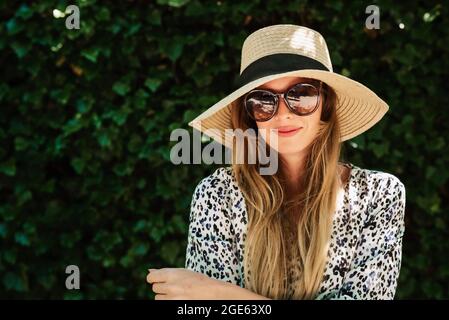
left=255, top=76, right=323, bottom=156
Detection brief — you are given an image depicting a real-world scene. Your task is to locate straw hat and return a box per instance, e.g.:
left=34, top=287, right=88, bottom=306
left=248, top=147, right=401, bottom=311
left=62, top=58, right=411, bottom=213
left=188, top=24, right=389, bottom=149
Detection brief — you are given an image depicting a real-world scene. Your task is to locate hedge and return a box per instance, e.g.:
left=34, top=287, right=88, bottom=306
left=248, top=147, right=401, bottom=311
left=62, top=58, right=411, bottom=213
left=0, top=0, right=448, bottom=299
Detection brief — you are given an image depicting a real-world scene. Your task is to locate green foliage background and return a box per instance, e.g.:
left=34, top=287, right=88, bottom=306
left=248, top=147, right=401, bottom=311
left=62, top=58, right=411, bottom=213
left=1, top=0, right=448, bottom=299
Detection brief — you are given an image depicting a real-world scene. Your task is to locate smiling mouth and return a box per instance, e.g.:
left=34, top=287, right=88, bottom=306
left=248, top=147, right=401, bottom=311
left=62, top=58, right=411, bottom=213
left=275, top=127, right=302, bottom=136
left=278, top=128, right=299, bottom=133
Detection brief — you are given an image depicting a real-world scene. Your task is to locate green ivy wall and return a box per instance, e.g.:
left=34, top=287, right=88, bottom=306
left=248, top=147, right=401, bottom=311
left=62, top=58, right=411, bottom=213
left=1, top=1, right=448, bottom=299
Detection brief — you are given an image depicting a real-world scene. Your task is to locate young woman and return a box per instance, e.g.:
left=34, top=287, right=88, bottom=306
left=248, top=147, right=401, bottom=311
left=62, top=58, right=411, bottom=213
left=147, top=24, right=406, bottom=300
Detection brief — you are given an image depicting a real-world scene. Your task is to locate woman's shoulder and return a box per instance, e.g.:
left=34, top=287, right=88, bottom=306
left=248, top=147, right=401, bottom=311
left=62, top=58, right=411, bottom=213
left=194, top=162, right=406, bottom=209
left=347, top=162, right=406, bottom=196
left=198, top=163, right=406, bottom=196
left=194, top=166, right=236, bottom=191
left=190, top=166, right=245, bottom=232
left=191, top=166, right=240, bottom=206
left=345, top=162, right=406, bottom=228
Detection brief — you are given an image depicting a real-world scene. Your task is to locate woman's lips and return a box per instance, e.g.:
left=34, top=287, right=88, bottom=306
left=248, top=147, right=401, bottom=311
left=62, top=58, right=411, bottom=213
left=274, top=127, right=303, bottom=137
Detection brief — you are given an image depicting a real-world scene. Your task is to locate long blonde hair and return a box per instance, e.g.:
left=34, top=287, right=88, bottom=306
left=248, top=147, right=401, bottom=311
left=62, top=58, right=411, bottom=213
left=229, top=80, right=344, bottom=299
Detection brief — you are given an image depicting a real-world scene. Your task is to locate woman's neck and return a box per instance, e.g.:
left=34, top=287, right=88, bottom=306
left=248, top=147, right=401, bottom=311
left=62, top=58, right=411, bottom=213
left=280, top=152, right=307, bottom=189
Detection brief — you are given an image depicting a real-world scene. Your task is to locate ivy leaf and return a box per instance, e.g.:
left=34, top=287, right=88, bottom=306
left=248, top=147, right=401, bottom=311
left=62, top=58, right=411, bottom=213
left=0, top=159, right=16, bottom=176
left=10, top=41, right=31, bottom=58
left=144, top=78, right=162, bottom=92
left=81, top=48, right=100, bottom=63
left=3, top=272, right=26, bottom=292
left=6, top=18, right=25, bottom=35
left=71, top=157, right=86, bottom=174
left=0, top=224, right=7, bottom=238
left=113, top=162, right=134, bottom=177
left=97, top=131, right=112, bottom=148
left=157, top=0, right=191, bottom=8
left=15, top=4, right=33, bottom=20
left=182, top=110, right=197, bottom=124
left=63, top=118, right=84, bottom=137
left=97, top=7, right=111, bottom=21
left=113, top=81, right=131, bottom=96
left=14, top=232, right=30, bottom=246
left=160, top=39, right=184, bottom=62
left=160, top=241, right=181, bottom=265
left=14, top=137, right=28, bottom=151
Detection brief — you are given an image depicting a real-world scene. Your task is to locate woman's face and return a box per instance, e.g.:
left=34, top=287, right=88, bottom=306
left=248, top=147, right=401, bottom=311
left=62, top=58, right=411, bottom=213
left=254, top=76, right=323, bottom=156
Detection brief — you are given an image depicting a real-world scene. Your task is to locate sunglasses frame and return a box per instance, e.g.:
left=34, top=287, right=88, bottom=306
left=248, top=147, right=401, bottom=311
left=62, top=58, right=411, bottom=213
left=243, top=80, right=323, bottom=122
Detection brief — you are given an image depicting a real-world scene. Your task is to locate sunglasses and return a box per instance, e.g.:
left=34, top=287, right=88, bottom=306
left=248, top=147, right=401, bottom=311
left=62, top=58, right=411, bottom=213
left=243, top=80, right=323, bottom=122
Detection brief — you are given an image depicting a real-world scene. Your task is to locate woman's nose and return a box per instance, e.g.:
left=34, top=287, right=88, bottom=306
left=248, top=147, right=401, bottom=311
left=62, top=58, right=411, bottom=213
left=275, top=97, right=293, bottom=119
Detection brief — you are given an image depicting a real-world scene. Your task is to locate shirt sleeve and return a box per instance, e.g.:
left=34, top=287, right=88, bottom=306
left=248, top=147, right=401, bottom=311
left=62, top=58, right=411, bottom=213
left=316, top=175, right=407, bottom=300
left=184, top=168, right=243, bottom=286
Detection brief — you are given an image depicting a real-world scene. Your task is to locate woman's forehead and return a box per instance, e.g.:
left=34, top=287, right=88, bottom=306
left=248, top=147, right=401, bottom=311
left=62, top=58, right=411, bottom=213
left=256, top=76, right=312, bottom=91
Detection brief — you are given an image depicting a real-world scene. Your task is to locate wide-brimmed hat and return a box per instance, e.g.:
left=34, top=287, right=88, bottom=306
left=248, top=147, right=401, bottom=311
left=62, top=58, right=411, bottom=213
left=188, top=24, right=389, bottom=149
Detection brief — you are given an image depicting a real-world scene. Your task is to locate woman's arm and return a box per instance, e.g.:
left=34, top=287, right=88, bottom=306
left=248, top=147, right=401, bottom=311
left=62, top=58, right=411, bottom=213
left=218, top=281, right=272, bottom=300
left=181, top=168, right=271, bottom=300
left=147, top=267, right=271, bottom=300
left=185, top=168, right=246, bottom=286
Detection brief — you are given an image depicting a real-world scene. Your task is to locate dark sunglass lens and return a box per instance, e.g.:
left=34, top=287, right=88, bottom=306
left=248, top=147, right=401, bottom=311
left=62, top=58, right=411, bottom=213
left=245, top=91, right=276, bottom=121
left=286, top=83, right=319, bottom=114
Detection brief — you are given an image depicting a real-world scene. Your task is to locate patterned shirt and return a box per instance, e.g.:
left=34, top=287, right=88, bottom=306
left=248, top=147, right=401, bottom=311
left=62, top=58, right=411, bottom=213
left=184, top=162, right=406, bottom=300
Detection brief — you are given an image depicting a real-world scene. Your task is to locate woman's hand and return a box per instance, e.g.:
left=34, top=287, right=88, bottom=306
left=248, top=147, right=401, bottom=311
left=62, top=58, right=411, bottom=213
left=146, top=267, right=229, bottom=300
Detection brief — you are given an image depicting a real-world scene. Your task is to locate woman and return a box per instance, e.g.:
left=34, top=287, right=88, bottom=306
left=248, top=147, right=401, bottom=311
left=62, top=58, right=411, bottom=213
left=147, top=24, right=406, bottom=300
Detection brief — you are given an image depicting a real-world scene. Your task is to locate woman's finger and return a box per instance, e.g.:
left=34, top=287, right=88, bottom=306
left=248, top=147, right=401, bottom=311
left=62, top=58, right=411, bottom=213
left=148, top=268, right=177, bottom=284
left=154, top=293, right=169, bottom=300
left=152, top=282, right=171, bottom=294
left=146, top=272, right=154, bottom=284
left=147, top=269, right=164, bottom=284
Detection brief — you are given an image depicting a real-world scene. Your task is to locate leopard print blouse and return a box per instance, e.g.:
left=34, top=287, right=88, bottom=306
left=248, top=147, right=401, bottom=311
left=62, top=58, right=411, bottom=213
left=184, top=162, right=406, bottom=300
